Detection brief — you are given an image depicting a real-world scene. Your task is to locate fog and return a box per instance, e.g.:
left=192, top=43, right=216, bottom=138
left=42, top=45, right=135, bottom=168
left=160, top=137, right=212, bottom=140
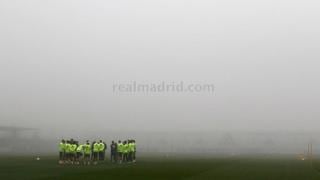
left=0, top=0, right=319, bottom=154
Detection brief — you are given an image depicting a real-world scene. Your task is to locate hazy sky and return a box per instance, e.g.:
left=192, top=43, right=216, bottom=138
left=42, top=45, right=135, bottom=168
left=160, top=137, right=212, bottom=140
left=0, top=0, right=319, bottom=133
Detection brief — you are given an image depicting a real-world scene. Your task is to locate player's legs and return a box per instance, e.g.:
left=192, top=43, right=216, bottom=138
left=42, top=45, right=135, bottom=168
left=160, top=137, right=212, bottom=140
left=133, top=151, right=136, bottom=162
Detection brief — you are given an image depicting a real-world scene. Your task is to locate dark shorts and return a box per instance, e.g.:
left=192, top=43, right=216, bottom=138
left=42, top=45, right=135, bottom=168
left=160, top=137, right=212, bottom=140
left=84, top=154, right=90, bottom=159
left=59, top=152, right=64, bottom=159
left=70, top=152, right=76, bottom=158
left=76, top=152, right=82, bottom=158
left=93, top=152, right=98, bottom=159
left=99, top=152, right=104, bottom=160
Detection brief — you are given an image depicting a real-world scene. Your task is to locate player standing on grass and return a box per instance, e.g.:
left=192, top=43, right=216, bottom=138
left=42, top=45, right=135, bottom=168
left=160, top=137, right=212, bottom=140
left=70, top=140, right=77, bottom=164
left=98, top=140, right=105, bottom=161
left=58, top=139, right=66, bottom=164
left=110, top=141, right=117, bottom=163
left=93, top=141, right=99, bottom=165
left=91, top=141, right=95, bottom=161
left=117, top=140, right=123, bottom=163
left=128, top=140, right=134, bottom=163
left=65, top=140, right=71, bottom=164
left=76, top=142, right=83, bottom=165
left=123, top=141, right=128, bottom=163
left=83, top=140, right=91, bottom=165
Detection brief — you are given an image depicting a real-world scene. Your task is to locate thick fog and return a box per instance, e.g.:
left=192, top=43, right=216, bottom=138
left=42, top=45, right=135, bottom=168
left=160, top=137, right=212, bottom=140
left=0, top=0, right=319, bottom=154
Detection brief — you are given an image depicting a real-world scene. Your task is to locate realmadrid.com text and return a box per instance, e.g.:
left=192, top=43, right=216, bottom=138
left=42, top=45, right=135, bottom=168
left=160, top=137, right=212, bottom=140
left=112, top=81, right=214, bottom=94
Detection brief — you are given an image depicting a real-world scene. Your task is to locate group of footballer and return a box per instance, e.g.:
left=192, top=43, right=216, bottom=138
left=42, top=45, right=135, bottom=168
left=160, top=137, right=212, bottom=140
left=58, top=139, right=136, bottom=165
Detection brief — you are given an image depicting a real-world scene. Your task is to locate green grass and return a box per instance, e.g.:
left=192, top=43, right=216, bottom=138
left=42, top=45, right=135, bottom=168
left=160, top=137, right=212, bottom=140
left=1, top=155, right=320, bottom=180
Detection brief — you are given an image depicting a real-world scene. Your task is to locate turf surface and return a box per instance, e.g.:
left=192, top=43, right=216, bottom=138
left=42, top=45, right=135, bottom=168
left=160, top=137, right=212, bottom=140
left=1, top=155, right=320, bottom=180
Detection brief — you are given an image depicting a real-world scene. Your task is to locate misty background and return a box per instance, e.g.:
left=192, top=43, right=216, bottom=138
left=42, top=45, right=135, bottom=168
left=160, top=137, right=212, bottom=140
left=0, top=0, right=319, bottom=155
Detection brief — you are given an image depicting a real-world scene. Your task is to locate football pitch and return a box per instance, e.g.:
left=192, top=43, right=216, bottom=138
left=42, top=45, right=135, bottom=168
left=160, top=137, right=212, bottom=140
left=1, top=155, right=320, bottom=180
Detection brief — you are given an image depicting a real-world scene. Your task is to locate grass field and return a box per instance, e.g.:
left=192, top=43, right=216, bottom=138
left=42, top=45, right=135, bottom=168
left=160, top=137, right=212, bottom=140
left=1, top=155, right=320, bottom=180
